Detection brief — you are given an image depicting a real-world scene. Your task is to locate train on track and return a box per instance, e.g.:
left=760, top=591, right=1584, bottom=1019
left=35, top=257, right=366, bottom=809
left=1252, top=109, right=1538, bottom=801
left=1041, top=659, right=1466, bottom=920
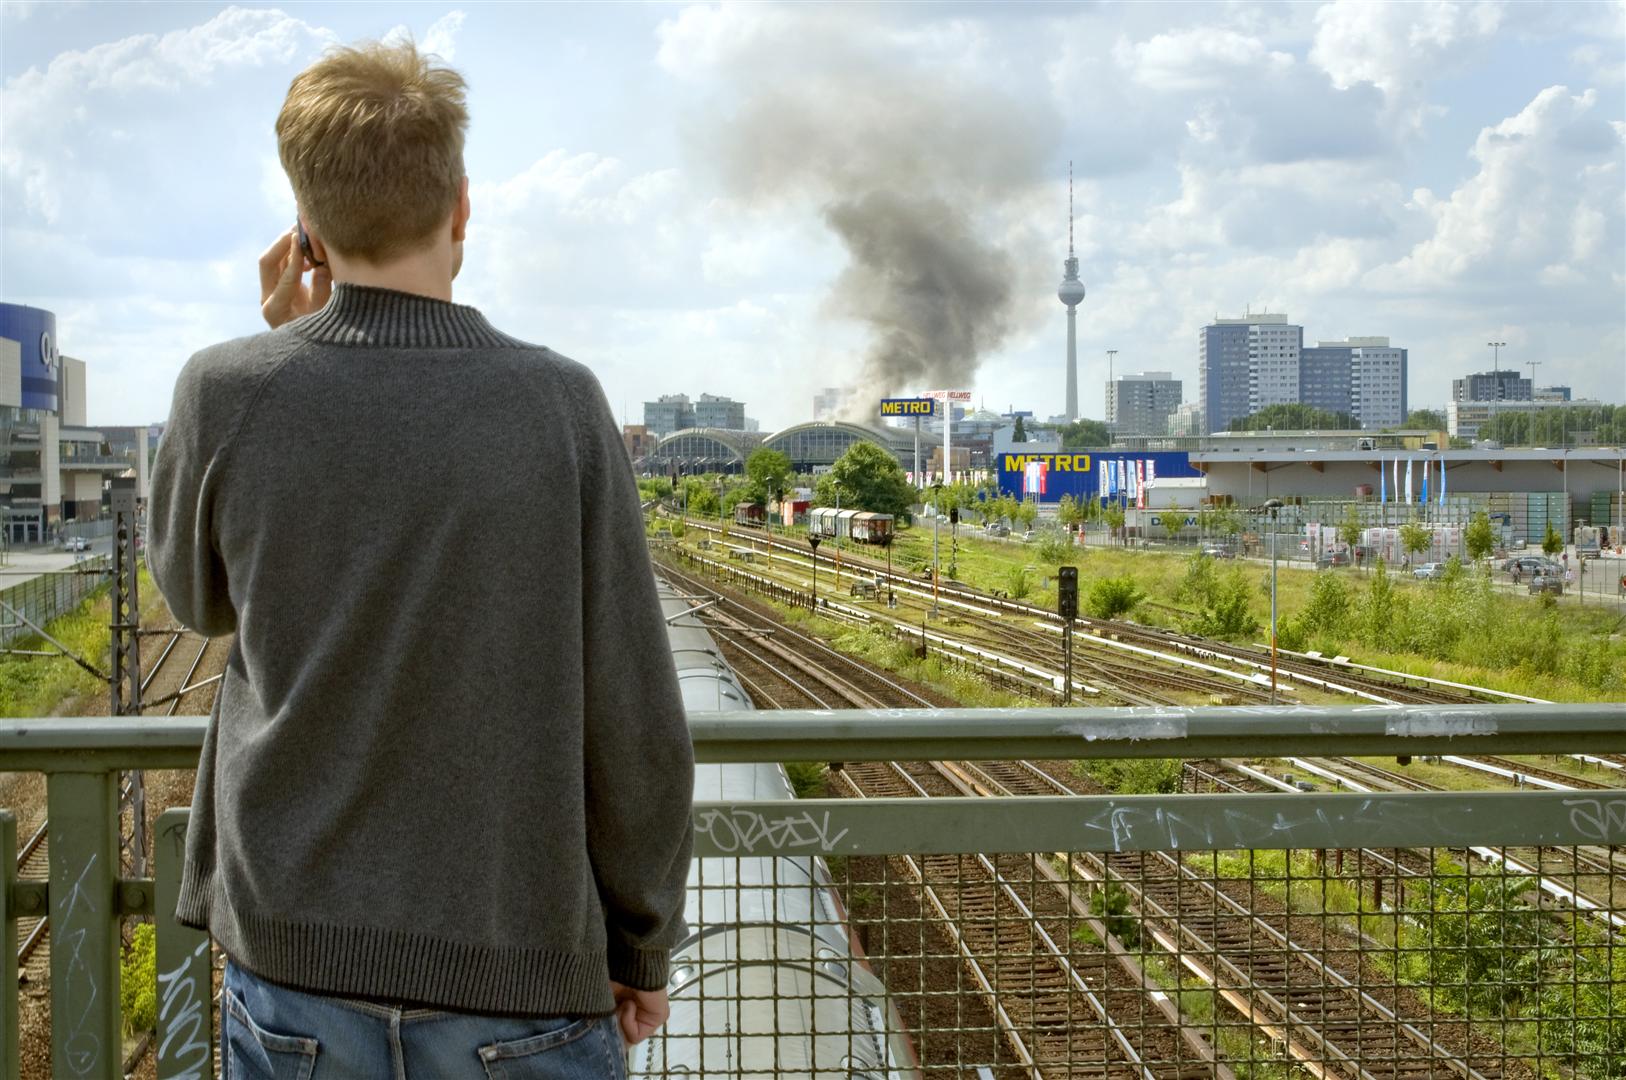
left=808, top=507, right=894, bottom=544
left=733, top=502, right=767, bottom=528
left=632, top=580, right=918, bottom=1078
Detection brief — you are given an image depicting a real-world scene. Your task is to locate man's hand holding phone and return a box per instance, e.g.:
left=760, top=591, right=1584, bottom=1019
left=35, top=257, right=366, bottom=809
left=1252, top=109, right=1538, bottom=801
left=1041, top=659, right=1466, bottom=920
left=259, top=227, right=332, bottom=329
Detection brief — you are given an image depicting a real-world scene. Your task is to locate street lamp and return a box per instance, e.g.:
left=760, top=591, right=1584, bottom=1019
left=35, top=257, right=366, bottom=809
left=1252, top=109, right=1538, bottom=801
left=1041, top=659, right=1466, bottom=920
left=1487, top=341, right=1507, bottom=436
left=1263, top=498, right=1283, bottom=704
left=930, top=481, right=944, bottom=618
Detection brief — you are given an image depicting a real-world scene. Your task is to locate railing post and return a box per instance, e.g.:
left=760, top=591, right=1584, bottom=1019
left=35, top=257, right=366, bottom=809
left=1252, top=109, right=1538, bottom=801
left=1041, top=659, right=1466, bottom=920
left=47, top=772, right=122, bottom=1080
left=153, top=810, right=211, bottom=1080
left=2, top=811, right=19, bottom=1080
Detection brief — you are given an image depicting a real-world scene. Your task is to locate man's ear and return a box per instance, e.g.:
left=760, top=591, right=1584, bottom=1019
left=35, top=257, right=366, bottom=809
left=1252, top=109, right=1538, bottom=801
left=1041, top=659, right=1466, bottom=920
left=452, top=176, right=471, bottom=243
left=301, top=215, right=329, bottom=265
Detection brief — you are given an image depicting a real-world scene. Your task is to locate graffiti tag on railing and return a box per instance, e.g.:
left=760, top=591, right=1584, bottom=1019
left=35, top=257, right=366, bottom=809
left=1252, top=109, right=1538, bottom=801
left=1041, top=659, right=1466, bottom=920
left=157, top=940, right=212, bottom=1078
left=55, top=848, right=101, bottom=1075
left=1563, top=797, right=1626, bottom=842
left=696, top=807, right=850, bottom=854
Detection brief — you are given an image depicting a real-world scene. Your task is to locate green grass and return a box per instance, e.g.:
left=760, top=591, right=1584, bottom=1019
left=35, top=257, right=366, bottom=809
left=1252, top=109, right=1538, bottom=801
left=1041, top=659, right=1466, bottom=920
left=0, top=565, right=166, bottom=718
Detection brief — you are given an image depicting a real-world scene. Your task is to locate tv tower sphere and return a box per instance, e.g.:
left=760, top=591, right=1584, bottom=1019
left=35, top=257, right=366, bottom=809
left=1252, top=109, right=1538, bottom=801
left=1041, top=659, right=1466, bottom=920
left=1058, top=272, right=1086, bottom=308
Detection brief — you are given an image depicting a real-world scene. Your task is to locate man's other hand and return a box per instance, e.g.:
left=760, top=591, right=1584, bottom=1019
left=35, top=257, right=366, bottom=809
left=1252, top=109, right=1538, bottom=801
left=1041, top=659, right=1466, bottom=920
left=259, top=229, right=332, bottom=329
left=609, top=981, right=669, bottom=1047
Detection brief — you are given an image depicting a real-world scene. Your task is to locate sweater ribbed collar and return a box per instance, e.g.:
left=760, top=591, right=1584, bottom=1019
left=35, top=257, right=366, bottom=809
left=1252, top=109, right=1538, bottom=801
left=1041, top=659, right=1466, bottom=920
left=289, top=283, right=514, bottom=349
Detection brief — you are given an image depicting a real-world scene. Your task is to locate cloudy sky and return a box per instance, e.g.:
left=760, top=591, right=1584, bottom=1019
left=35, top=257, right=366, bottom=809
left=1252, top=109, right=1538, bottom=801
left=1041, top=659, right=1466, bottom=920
left=2, top=1, right=1623, bottom=431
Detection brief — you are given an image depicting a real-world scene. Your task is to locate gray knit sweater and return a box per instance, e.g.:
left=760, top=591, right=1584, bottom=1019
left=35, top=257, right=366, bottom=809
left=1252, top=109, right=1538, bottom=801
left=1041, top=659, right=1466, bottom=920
left=148, top=283, right=694, bottom=1016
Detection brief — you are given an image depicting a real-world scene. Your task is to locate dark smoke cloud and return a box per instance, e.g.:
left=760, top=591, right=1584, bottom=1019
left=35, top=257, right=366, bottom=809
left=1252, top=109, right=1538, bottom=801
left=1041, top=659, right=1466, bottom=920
left=684, top=8, right=1049, bottom=413
left=824, top=192, right=1014, bottom=402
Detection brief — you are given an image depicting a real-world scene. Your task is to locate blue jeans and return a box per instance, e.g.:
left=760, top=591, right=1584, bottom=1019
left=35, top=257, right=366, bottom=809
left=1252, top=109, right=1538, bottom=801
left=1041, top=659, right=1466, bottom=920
left=221, top=961, right=628, bottom=1079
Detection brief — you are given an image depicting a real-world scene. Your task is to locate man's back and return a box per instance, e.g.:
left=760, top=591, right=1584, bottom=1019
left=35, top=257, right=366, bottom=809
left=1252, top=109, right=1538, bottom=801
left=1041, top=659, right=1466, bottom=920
left=150, top=282, right=695, bottom=1017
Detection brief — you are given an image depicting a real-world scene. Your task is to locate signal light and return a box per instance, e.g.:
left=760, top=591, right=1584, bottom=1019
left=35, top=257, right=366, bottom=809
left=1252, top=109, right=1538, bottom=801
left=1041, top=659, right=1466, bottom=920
left=1057, top=565, right=1078, bottom=621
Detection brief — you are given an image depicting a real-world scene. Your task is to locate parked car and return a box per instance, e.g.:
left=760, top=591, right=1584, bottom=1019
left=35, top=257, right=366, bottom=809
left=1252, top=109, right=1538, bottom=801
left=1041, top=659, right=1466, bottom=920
left=1200, top=543, right=1238, bottom=559
left=1528, top=572, right=1564, bottom=595
left=1413, top=562, right=1446, bottom=580
left=59, top=536, right=89, bottom=552
left=1506, top=556, right=1559, bottom=578
left=1315, top=549, right=1351, bottom=569
left=985, top=524, right=1010, bottom=537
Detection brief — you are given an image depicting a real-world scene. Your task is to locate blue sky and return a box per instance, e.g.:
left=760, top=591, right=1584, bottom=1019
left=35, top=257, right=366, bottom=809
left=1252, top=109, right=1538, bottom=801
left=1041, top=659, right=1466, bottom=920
left=2, top=1, right=1623, bottom=430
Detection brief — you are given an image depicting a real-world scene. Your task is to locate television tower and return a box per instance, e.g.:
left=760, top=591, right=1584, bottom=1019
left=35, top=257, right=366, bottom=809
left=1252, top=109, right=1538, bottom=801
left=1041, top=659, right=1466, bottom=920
left=1057, top=162, right=1086, bottom=422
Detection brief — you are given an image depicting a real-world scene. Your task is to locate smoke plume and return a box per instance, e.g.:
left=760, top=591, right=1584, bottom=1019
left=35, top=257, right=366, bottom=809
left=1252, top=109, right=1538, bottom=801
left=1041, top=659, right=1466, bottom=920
left=673, top=6, right=1048, bottom=414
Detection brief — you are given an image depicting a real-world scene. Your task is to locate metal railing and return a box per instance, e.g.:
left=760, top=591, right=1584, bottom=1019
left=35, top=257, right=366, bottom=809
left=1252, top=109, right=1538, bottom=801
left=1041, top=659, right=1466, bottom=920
left=3, top=705, right=1624, bottom=1080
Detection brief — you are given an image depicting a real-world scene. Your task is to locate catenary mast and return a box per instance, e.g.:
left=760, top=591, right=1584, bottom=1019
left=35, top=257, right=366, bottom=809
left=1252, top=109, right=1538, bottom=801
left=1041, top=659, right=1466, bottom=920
left=1058, top=162, right=1087, bottom=422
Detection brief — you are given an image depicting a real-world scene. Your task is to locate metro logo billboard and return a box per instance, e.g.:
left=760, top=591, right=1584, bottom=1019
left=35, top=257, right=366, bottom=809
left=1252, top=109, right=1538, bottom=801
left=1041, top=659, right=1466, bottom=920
left=996, top=450, right=1200, bottom=503
left=880, top=398, right=936, bottom=417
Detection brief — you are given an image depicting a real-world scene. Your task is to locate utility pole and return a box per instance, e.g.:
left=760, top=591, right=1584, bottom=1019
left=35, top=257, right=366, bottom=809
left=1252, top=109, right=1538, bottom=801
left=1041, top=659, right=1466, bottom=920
left=109, top=477, right=147, bottom=877
left=1487, top=341, right=1507, bottom=437
left=1105, top=349, right=1118, bottom=429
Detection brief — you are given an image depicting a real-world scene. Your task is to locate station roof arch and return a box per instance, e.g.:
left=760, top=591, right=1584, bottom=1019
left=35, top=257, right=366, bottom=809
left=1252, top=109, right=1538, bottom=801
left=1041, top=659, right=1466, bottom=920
left=760, top=421, right=914, bottom=470
left=646, top=428, right=764, bottom=473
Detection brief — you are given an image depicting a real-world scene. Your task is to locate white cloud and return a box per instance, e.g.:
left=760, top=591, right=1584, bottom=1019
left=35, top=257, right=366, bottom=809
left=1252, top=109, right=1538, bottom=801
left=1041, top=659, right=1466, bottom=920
left=1309, top=0, right=1503, bottom=131
left=423, top=10, right=465, bottom=60
left=1116, top=27, right=1294, bottom=92
left=1375, top=86, right=1624, bottom=295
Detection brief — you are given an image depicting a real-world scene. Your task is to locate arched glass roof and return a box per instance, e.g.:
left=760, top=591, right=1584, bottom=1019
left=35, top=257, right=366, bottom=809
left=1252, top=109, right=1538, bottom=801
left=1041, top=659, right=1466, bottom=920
left=645, top=428, right=764, bottom=472
left=760, top=421, right=912, bottom=469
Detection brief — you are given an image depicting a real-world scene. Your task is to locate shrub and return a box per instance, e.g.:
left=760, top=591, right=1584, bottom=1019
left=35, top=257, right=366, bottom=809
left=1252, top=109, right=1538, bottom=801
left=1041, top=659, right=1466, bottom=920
left=1004, top=566, right=1033, bottom=600
left=783, top=762, right=825, bottom=798
left=1076, top=757, right=1182, bottom=794
left=121, top=922, right=157, bottom=1034
left=1084, top=575, right=1144, bottom=619
left=1183, top=567, right=1259, bottom=640
left=1036, top=534, right=1071, bottom=564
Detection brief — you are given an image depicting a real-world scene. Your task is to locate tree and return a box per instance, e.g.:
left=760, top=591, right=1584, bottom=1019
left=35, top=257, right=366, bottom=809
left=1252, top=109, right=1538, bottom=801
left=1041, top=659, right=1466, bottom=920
left=1465, top=512, right=1496, bottom=563
left=1102, top=503, right=1126, bottom=541
left=1405, top=409, right=1447, bottom=431
left=1399, top=521, right=1432, bottom=563
left=1338, top=506, right=1363, bottom=555
left=1015, top=499, right=1038, bottom=531
left=1012, top=415, right=1027, bottom=443
left=1228, top=403, right=1355, bottom=432
left=1056, top=418, right=1112, bottom=448
left=814, top=441, right=915, bottom=518
left=1085, top=576, right=1144, bottom=619
left=744, top=447, right=793, bottom=507
left=1162, top=501, right=1184, bottom=541
left=1542, top=523, right=1564, bottom=556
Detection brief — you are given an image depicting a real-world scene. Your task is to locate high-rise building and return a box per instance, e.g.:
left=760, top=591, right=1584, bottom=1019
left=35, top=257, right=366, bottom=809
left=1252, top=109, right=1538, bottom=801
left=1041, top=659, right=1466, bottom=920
left=1452, top=370, right=1531, bottom=403
left=1534, top=385, right=1571, bottom=402
left=642, top=393, right=693, bottom=436
left=1197, top=323, right=1250, bottom=434
left=812, top=387, right=854, bottom=421
left=1106, top=371, right=1182, bottom=437
left=1298, top=345, right=1353, bottom=417
left=1167, top=401, right=1205, bottom=437
left=693, top=393, right=745, bottom=430
left=1346, top=338, right=1407, bottom=430
left=1243, top=315, right=1303, bottom=414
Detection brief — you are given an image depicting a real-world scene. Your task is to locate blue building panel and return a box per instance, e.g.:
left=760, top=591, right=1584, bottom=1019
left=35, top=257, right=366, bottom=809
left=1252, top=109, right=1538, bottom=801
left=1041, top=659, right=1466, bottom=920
left=0, top=303, right=59, bottom=413
left=996, top=450, right=1200, bottom=503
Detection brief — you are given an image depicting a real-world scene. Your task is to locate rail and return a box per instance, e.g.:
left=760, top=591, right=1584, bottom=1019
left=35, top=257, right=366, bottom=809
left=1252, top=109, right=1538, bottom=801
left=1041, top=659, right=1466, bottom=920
left=2, top=705, right=1623, bottom=1079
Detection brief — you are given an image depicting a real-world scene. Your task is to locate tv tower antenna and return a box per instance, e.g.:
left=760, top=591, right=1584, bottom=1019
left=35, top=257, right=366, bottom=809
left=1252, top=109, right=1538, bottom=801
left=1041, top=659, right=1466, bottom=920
left=1058, top=161, right=1086, bottom=422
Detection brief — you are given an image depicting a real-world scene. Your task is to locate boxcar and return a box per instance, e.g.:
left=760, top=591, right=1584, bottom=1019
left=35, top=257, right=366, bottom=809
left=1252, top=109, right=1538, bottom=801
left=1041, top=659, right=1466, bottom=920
left=733, top=502, right=766, bottom=528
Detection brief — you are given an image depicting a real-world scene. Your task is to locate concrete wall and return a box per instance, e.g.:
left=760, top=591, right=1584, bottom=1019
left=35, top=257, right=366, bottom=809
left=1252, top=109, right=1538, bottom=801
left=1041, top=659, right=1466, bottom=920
left=0, top=338, right=19, bottom=409
left=1200, top=457, right=1625, bottom=502
left=58, top=356, right=86, bottom=427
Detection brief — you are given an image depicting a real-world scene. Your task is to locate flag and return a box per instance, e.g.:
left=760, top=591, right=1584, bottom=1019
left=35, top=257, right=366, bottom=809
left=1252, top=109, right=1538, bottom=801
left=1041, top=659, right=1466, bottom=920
left=1405, top=458, right=1413, bottom=504
left=1438, top=459, right=1446, bottom=505
left=1379, top=459, right=1387, bottom=503
left=1107, top=460, right=1118, bottom=497
left=1421, top=460, right=1429, bottom=504
left=1393, top=457, right=1400, bottom=504
left=1136, top=460, right=1147, bottom=509
left=1145, top=458, right=1157, bottom=489
left=1024, top=460, right=1048, bottom=496
left=1097, top=460, right=1107, bottom=499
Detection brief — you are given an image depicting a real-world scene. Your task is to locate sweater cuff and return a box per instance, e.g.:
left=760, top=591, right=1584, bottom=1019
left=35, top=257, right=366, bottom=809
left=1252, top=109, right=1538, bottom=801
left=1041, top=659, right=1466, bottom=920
left=607, top=942, right=670, bottom=991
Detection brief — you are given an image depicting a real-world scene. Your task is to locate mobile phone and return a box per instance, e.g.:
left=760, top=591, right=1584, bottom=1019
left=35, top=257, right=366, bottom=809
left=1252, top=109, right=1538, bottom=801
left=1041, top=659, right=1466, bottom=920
left=296, top=218, right=326, bottom=268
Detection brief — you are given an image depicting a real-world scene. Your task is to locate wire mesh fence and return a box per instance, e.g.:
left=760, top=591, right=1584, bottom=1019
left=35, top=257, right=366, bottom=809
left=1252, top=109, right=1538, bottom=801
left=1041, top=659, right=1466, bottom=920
left=0, top=555, right=109, bottom=648
left=639, top=827, right=1623, bottom=1080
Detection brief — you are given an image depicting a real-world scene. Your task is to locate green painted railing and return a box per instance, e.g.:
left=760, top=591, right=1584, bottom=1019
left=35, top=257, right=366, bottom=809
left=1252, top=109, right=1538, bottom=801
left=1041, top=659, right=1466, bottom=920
left=3, top=704, right=1625, bottom=1079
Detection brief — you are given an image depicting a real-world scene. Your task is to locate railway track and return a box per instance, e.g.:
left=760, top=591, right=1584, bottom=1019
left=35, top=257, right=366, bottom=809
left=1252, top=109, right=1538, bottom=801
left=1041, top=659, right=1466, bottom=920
left=947, top=758, right=1512, bottom=1080
left=836, top=759, right=1223, bottom=1080
left=16, top=630, right=220, bottom=985
left=665, top=518, right=1513, bottom=709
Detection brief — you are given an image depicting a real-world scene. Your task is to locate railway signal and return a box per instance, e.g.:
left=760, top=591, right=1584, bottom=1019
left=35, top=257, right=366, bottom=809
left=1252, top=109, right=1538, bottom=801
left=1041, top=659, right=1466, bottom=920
left=808, top=535, right=821, bottom=609
left=1058, top=566, right=1077, bottom=704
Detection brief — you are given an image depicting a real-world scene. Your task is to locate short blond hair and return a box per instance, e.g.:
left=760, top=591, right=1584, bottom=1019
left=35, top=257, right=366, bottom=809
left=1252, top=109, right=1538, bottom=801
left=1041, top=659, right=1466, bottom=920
left=277, top=40, right=468, bottom=262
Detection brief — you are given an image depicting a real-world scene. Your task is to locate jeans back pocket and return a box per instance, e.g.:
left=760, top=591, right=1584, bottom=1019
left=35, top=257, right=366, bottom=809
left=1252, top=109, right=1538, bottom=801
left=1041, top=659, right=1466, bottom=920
left=479, top=1015, right=622, bottom=1079
left=222, top=986, right=320, bottom=1080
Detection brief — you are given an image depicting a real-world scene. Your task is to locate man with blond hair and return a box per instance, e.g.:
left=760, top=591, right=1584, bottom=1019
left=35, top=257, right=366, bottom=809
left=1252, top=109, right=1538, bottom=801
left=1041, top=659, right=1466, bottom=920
left=150, top=40, right=693, bottom=1076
